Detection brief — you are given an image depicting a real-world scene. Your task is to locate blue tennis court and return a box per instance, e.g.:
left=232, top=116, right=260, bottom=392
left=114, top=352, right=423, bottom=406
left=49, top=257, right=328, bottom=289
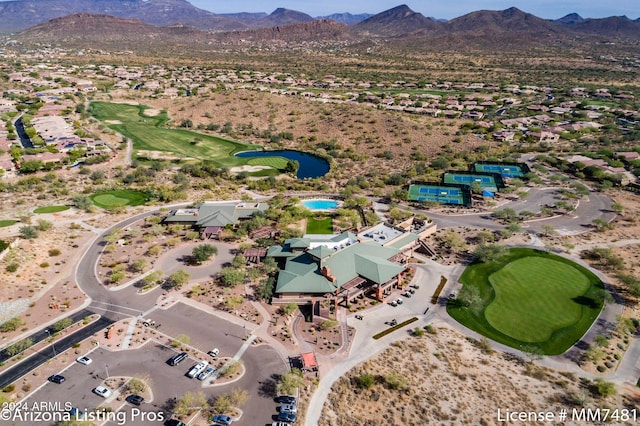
left=419, top=187, right=462, bottom=196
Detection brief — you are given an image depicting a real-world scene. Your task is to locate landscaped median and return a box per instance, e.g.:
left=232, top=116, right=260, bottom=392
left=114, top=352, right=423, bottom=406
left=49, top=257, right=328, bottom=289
left=373, top=317, right=419, bottom=340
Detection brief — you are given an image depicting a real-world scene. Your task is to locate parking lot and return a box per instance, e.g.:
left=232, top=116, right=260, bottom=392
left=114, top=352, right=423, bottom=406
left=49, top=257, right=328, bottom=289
left=18, top=303, right=287, bottom=426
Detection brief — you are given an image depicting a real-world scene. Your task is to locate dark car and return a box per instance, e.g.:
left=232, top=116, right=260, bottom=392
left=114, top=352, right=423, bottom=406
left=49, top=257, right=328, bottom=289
left=211, top=414, right=233, bottom=425
left=168, top=352, right=188, bottom=366
left=277, top=412, right=296, bottom=423
left=126, top=394, right=144, bottom=405
left=48, top=374, right=65, bottom=384
left=274, top=395, right=297, bottom=405
left=164, top=420, right=183, bottom=426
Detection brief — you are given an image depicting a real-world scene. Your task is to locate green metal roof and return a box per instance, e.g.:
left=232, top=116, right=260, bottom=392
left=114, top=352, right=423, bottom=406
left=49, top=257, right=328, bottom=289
left=274, top=240, right=404, bottom=295
left=307, top=245, right=334, bottom=260
left=387, top=232, right=419, bottom=249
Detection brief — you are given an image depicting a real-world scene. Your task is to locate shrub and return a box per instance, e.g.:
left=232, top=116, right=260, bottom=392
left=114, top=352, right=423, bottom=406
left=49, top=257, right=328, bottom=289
left=373, top=317, right=419, bottom=340
left=0, top=317, right=25, bottom=332
left=6, top=263, right=19, bottom=273
left=356, top=373, right=375, bottom=389
left=2, top=384, right=15, bottom=393
left=52, top=318, right=73, bottom=332
left=48, top=248, right=61, bottom=256
left=431, top=276, right=448, bottom=304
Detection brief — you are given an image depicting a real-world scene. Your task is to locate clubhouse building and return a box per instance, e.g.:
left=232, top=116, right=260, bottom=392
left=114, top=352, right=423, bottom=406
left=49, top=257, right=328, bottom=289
left=267, top=218, right=436, bottom=309
left=163, top=200, right=268, bottom=238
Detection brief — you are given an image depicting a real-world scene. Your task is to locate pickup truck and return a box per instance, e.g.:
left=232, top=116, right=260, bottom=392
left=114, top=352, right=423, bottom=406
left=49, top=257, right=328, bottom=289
left=187, top=360, right=208, bottom=379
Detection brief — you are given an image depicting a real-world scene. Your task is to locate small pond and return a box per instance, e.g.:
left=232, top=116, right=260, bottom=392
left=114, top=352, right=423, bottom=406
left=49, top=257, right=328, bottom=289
left=235, top=150, right=329, bottom=179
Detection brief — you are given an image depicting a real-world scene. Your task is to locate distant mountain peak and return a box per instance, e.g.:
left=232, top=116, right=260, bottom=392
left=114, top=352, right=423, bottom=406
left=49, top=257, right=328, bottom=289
left=554, top=13, right=585, bottom=25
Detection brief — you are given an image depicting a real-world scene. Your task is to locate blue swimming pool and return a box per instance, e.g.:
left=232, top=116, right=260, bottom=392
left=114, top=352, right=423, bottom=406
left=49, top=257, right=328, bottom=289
left=302, top=199, right=339, bottom=211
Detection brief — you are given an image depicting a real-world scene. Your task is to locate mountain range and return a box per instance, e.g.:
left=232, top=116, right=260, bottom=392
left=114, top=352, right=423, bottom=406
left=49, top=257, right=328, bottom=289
left=4, top=2, right=640, bottom=51
left=1, top=0, right=639, bottom=37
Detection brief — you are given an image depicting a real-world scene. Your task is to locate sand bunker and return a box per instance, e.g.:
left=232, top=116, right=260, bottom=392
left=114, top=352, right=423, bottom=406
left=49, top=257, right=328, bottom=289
left=229, top=165, right=272, bottom=173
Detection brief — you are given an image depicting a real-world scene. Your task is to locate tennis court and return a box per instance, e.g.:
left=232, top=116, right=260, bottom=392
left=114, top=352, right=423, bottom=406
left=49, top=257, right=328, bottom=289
left=474, top=163, right=525, bottom=178
left=443, top=172, right=499, bottom=192
left=409, top=184, right=472, bottom=206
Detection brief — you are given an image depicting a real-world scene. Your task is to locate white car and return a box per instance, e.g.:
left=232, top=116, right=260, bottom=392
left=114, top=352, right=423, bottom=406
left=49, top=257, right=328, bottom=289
left=76, top=355, right=92, bottom=365
left=93, top=386, right=112, bottom=398
left=207, top=348, right=220, bottom=358
left=187, top=360, right=208, bottom=379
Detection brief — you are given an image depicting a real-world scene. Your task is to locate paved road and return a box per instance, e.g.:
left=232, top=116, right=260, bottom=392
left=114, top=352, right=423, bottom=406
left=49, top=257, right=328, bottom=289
left=1, top=202, right=288, bottom=425
left=0, top=316, right=114, bottom=389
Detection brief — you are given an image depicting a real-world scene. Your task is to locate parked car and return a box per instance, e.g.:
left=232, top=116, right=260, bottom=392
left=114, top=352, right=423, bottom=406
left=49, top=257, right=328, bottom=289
left=48, top=374, right=65, bottom=384
left=93, top=386, right=112, bottom=398
left=187, top=360, right=208, bottom=378
left=207, top=348, right=220, bottom=358
left=211, top=414, right=233, bottom=425
left=164, top=420, right=183, bottom=426
left=126, top=394, right=144, bottom=405
left=402, top=292, right=412, bottom=298
left=389, top=300, right=397, bottom=307
left=272, top=423, right=290, bottom=426
left=76, top=355, right=92, bottom=365
left=198, top=366, right=215, bottom=381
left=396, top=298, right=403, bottom=305
left=276, top=412, right=297, bottom=423
left=274, top=395, right=297, bottom=404
left=68, top=407, right=86, bottom=420
left=168, top=352, right=188, bottom=366
left=279, top=404, right=297, bottom=414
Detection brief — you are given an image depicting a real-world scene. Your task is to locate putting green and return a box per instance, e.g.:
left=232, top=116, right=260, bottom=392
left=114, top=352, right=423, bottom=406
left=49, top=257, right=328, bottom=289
left=485, top=258, right=590, bottom=342
left=34, top=206, right=70, bottom=214
left=447, top=248, right=604, bottom=355
left=90, top=190, right=148, bottom=209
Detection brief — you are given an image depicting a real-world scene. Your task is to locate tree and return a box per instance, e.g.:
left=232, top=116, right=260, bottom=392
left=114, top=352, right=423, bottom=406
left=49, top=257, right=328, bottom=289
left=232, top=254, right=246, bottom=269
left=280, top=303, right=298, bottom=316
left=192, top=244, right=218, bottom=264
left=5, top=338, right=33, bottom=356
left=35, top=219, right=53, bottom=231
left=174, top=391, right=207, bottom=416
left=456, top=285, right=483, bottom=315
left=473, top=244, right=507, bottom=263
left=539, top=224, right=557, bottom=237
left=141, top=270, right=163, bottom=286
left=256, top=277, right=275, bottom=300
left=130, top=258, right=147, bottom=273
left=277, top=370, right=303, bottom=395
left=167, top=269, right=190, bottom=289
left=356, top=373, right=375, bottom=389
left=0, top=317, right=25, bottom=332
left=19, top=225, right=38, bottom=239
left=212, top=394, right=232, bottom=414
left=52, top=318, right=73, bottom=332
left=220, top=267, right=245, bottom=287
left=230, top=388, right=249, bottom=407
left=593, top=378, right=617, bottom=398
left=126, top=377, right=147, bottom=394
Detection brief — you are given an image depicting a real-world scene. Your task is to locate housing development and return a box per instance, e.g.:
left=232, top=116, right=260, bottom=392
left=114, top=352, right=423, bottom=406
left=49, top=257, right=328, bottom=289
left=0, top=2, right=640, bottom=426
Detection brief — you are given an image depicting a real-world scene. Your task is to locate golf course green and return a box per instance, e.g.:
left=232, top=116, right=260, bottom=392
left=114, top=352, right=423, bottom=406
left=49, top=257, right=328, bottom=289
left=447, top=248, right=604, bottom=355
left=90, top=190, right=149, bottom=209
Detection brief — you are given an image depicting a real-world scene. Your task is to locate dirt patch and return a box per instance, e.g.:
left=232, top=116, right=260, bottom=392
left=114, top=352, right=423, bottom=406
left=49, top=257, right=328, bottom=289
left=320, top=324, right=638, bottom=425
left=104, top=120, right=122, bottom=124
left=136, top=149, right=195, bottom=161
left=143, top=108, right=161, bottom=117
left=229, top=165, right=272, bottom=174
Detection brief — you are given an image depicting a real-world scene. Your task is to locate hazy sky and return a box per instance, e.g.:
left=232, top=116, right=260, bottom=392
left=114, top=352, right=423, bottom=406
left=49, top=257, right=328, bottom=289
left=187, top=0, right=640, bottom=19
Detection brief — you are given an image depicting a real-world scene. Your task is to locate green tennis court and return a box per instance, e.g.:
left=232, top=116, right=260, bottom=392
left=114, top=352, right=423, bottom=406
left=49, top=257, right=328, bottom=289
left=474, top=163, right=526, bottom=178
